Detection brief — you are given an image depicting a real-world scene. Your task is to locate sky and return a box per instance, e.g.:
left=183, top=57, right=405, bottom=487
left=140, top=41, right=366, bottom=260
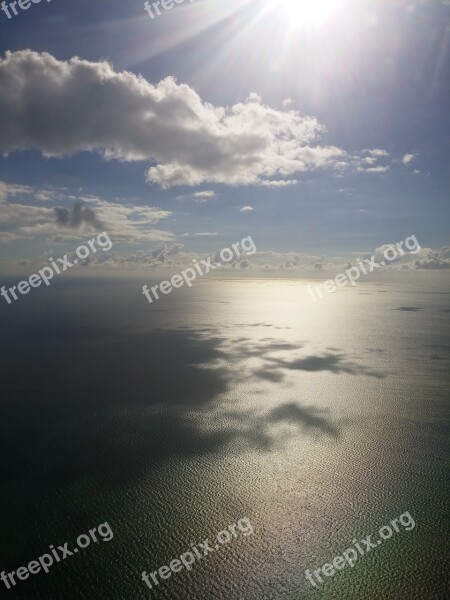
left=0, top=0, right=449, bottom=275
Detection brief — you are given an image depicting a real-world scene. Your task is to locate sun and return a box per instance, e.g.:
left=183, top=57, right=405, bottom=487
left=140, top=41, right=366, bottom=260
left=275, top=0, right=342, bottom=29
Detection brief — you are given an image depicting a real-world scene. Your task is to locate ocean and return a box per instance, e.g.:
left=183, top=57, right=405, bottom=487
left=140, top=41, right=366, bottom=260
left=0, top=276, right=448, bottom=599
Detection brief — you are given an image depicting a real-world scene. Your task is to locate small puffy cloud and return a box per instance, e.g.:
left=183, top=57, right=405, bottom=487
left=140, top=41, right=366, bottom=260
left=247, top=92, right=262, bottom=103
left=240, top=206, right=254, bottom=213
left=413, top=169, right=421, bottom=175
left=361, top=157, right=377, bottom=165
left=193, top=191, right=216, bottom=199
left=35, top=190, right=57, bottom=202
left=402, top=153, right=415, bottom=164
left=282, top=98, right=293, bottom=107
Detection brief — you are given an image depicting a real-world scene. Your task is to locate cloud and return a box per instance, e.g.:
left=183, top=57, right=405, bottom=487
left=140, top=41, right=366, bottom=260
left=360, top=157, right=377, bottom=165
left=76, top=199, right=174, bottom=244
left=414, top=258, right=450, bottom=270
left=193, top=191, right=216, bottom=199
left=362, top=148, right=390, bottom=157
left=67, top=244, right=450, bottom=273
left=240, top=206, right=254, bottom=213
left=180, top=232, right=219, bottom=238
left=0, top=202, right=54, bottom=229
left=176, top=190, right=217, bottom=202
left=357, top=165, right=390, bottom=173
left=54, top=201, right=104, bottom=230
left=75, top=243, right=186, bottom=269
left=35, top=190, right=57, bottom=202
left=258, top=179, right=298, bottom=187
left=0, top=50, right=349, bottom=188
left=0, top=180, right=78, bottom=205
left=0, top=232, right=21, bottom=243
left=413, top=247, right=450, bottom=270
left=402, top=153, right=415, bottom=164
left=0, top=188, right=174, bottom=244
left=0, top=181, right=34, bottom=202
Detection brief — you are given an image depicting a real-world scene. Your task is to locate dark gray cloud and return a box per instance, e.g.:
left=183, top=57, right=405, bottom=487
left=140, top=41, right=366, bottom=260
left=54, top=201, right=103, bottom=230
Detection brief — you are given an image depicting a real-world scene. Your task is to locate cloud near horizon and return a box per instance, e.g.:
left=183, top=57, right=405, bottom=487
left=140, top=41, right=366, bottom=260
left=0, top=190, right=174, bottom=244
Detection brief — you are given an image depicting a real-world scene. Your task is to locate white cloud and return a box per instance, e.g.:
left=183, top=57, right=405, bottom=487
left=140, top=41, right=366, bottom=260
left=401, top=153, right=415, bottom=164
left=412, top=247, right=450, bottom=270
left=192, top=191, right=216, bottom=199
left=363, top=165, right=390, bottom=173
left=0, top=202, right=54, bottom=229
left=180, top=232, right=219, bottom=237
left=86, top=200, right=174, bottom=243
left=0, top=181, right=33, bottom=202
left=361, top=157, right=377, bottom=165
left=258, top=179, right=298, bottom=187
left=362, top=149, right=390, bottom=157
left=0, top=50, right=349, bottom=188
left=35, top=190, right=57, bottom=202
left=413, top=169, right=421, bottom=175
left=240, top=206, right=254, bottom=213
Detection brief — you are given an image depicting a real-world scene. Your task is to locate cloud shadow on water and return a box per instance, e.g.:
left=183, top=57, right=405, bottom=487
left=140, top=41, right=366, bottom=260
left=1, top=321, right=348, bottom=488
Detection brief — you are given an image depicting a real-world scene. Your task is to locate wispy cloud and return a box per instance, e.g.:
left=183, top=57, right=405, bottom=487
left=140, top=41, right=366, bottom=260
left=362, top=148, right=390, bottom=157
left=0, top=181, right=34, bottom=202
left=193, top=191, right=216, bottom=199
left=180, top=232, right=219, bottom=238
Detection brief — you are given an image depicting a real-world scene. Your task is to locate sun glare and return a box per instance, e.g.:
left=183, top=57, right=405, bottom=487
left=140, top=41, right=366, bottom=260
left=275, top=0, right=342, bottom=29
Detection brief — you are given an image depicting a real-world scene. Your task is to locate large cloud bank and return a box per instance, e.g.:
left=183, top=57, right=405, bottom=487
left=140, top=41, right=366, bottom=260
left=0, top=50, right=346, bottom=187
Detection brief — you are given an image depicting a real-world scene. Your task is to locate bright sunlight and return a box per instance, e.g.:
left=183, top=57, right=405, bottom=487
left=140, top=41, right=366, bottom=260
left=275, top=0, right=342, bottom=29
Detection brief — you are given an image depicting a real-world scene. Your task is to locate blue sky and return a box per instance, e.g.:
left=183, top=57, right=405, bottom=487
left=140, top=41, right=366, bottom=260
left=0, top=0, right=449, bottom=272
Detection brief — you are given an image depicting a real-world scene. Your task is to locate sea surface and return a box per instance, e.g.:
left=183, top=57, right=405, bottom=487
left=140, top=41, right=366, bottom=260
left=0, top=277, right=449, bottom=599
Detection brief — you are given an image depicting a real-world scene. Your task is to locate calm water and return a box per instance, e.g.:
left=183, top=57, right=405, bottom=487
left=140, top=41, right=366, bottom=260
left=0, top=277, right=449, bottom=599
